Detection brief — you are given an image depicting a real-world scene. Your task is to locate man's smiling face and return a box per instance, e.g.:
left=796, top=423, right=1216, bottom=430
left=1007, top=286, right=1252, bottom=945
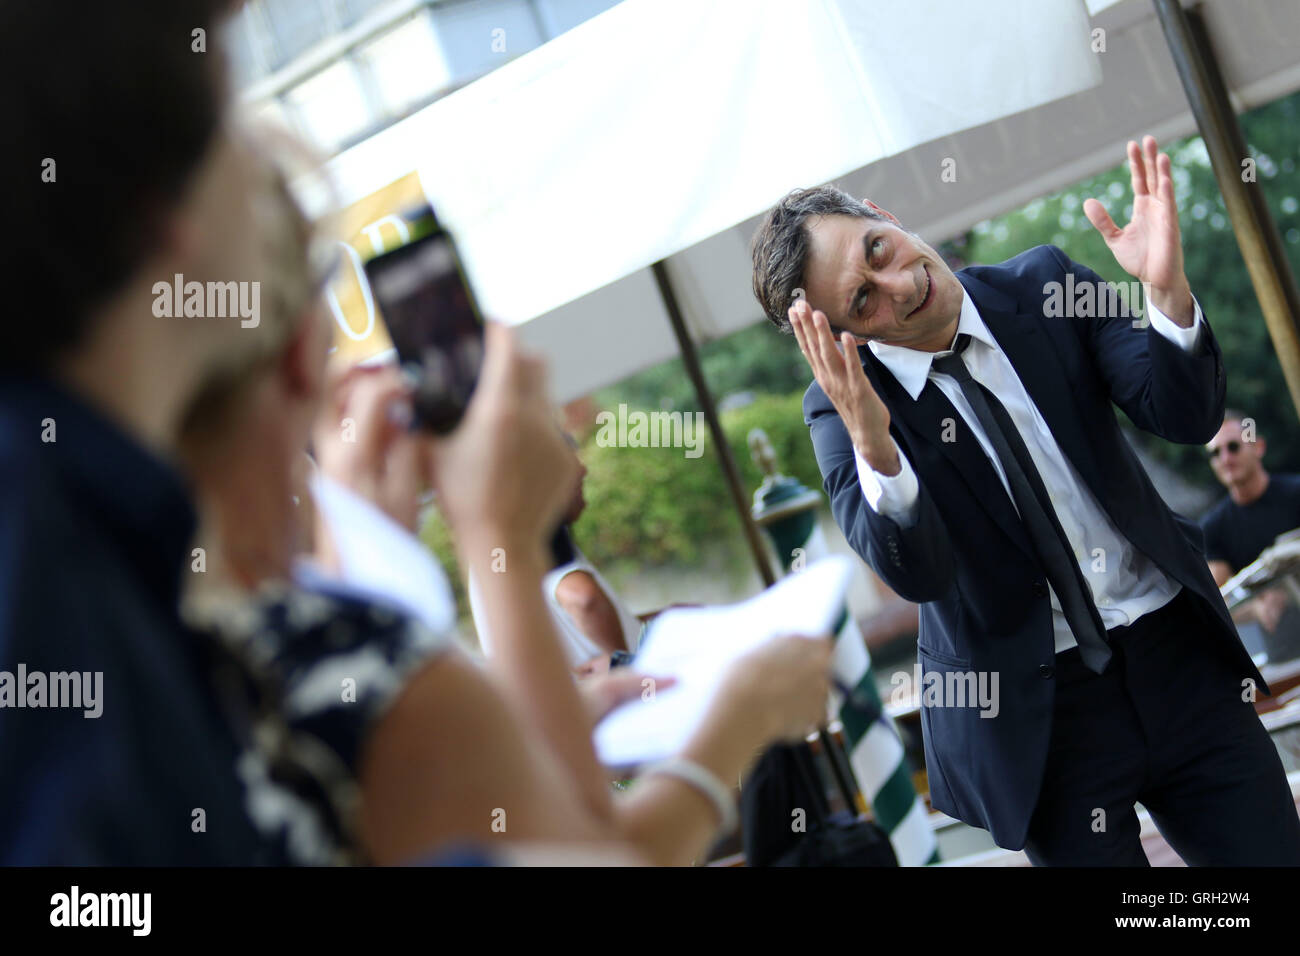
left=800, top=213, right=964, bottom=352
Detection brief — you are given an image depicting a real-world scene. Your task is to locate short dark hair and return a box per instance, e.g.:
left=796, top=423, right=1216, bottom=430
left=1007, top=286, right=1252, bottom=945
left=1222, top=408, right=1259, bottom=438
left=1, top=0, right=231, bottom=370
left=750, top=185, right=888, bottom=333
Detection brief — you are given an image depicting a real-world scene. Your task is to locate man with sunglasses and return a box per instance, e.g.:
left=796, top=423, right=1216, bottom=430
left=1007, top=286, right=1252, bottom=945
left=1201, top=413, right=1300, bottom=648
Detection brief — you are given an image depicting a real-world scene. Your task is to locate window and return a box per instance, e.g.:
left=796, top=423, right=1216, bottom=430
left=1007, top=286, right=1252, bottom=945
left=262, top=0, right=334, bottom=67
left=536, top=0, right=623, bottom=38
left=225, top=0, right=628, bottom=156
left=357, top=11, right=452, bottom=115
left=340, top=0, right=396, bottom=27
left=431, top=0, right=545, bottom=80
left=286, top=60, right=373, bottom=152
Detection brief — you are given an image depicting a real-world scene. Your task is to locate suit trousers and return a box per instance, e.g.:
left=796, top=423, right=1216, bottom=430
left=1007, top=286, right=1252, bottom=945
left=1023, top=587, right=1300, bottom=866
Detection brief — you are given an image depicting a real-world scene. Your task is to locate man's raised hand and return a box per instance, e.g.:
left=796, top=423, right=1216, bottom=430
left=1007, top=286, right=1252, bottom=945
left=1083, top=135, right=1194, bottom=325
left=789, top=299, right=899, bottom=475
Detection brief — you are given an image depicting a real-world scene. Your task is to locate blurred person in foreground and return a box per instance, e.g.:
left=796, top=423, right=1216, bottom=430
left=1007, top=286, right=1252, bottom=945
left=1202, top=410, right=1300, bottom=588
left=178, top=155, right=835, bottom=866
left=0, top=0, right=284, bottom=863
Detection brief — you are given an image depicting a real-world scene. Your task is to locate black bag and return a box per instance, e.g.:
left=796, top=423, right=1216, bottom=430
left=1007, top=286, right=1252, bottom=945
left=740, top=742, right=897, bottom=867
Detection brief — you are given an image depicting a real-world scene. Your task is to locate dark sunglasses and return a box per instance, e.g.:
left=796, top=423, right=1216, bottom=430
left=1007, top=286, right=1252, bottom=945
left=1207, top=440, right=1243, bottom=459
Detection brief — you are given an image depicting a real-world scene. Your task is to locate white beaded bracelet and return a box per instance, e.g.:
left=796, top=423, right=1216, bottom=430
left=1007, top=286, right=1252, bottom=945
left=641, top=757, right=739, bottom=836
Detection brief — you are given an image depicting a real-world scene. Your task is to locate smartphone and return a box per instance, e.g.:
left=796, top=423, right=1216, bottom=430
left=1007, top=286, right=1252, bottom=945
left=362, top=205, right=485, bottom=434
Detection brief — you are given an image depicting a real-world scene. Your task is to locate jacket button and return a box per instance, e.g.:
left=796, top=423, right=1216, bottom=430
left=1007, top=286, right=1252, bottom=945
left=1031, top=581, right=1048, bottom=597
left=1039, top=664, right=1055, bottom=679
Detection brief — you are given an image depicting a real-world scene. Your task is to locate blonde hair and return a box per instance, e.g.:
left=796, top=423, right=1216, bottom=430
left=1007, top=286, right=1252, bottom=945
left=179, top=126, right=333, bottom=442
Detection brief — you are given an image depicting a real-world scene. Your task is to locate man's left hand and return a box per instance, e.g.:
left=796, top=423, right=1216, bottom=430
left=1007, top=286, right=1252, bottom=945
left=1083, top=135, right=1194, bottom=326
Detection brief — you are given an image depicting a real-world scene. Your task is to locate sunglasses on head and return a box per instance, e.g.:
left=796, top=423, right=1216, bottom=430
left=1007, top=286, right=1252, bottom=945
left=1207, top=440, right=1242, bottom=459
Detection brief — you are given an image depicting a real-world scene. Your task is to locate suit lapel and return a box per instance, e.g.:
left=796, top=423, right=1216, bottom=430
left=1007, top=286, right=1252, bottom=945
left=860, top=343, right=1035, bottom=561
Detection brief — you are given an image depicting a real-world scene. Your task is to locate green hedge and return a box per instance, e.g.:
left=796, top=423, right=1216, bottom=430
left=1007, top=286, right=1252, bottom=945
left=574, top=391, right=822, bottom=564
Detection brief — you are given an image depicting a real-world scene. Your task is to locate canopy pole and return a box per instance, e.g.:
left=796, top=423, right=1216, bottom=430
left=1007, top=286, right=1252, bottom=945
left=651, top=259, right=778, bottom=588
left=1153, top=0, right=1300, bottom=418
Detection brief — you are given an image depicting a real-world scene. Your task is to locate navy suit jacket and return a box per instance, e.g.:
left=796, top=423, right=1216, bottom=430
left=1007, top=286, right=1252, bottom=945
left=804, top=245, right=1264, bottom=850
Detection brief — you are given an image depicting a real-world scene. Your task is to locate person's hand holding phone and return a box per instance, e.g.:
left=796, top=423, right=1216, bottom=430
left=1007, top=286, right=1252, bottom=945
left=311, top=362, right=430, bottom=533
left=362, top=208, right=485, bottom=433
left=427, top=322, right=576, bottom=559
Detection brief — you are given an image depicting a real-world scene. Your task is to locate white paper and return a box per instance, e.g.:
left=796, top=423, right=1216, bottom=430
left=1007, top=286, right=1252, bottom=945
left=302, top=473, right=456, bottom=635
left=593, top=556, right=852, bottom=769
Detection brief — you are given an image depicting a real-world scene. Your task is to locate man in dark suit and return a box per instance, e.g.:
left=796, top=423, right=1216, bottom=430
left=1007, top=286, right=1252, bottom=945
left=749, top=136, right=1300, bottom=865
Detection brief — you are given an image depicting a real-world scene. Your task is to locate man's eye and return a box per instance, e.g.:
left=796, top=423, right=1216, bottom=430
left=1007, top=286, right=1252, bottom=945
left=871, top=238, right=886, bottom=260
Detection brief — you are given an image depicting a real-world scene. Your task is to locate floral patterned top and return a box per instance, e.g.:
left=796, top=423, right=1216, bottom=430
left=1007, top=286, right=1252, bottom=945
left=190, top=582, right=450, bottom=865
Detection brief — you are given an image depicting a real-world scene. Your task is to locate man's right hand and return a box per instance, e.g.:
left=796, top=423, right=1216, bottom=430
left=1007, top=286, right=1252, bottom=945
left=789, top=299, right=899, bottom=475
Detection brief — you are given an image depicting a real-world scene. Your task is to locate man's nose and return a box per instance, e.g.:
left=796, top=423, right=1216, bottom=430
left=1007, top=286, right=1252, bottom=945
left=877, top=269, right=914, bottom=299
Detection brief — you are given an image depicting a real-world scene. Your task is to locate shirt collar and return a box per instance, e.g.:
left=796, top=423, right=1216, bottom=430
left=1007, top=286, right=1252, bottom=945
left=867, top=288, right=997, bottom=400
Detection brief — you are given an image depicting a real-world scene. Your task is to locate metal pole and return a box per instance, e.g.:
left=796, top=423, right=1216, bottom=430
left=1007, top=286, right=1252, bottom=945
left=1152, top=0, right=1300, bottom=418
left=651, top=259, right=778, bottom=588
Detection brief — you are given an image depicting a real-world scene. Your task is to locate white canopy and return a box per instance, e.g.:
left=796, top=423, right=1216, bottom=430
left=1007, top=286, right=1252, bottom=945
left=321, top=0, right=1300, bottom=403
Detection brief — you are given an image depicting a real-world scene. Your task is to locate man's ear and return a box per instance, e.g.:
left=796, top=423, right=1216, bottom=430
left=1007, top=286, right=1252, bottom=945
left=1255, top=436, right=1267, bottom=461
left=861, top=199, right=901, bottom=226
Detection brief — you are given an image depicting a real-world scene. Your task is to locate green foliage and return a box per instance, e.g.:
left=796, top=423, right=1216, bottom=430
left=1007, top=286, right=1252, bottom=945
left=592, top=322, right=809, bottom=413
left=418, top=501, right=470, bottom=630
left=716, top=392, right=830, bottom=497
left=573, top=391, right=823, bottom=569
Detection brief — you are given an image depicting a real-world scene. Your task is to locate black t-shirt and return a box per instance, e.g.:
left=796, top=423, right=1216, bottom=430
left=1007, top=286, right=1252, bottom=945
left=1199, top=473, right=1300, bottom=573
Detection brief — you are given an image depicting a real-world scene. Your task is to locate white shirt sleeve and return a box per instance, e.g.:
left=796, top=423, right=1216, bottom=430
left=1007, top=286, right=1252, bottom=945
left=1146, top=294, right=1204, bottom=352
left=854, top=439, right=921, bottom=529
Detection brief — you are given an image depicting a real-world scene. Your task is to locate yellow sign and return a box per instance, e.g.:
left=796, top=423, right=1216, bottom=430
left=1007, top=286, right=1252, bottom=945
left=324, top=171, right=428, bottom=364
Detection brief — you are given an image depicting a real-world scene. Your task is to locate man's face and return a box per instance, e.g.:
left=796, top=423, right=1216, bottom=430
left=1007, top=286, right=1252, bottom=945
left=800, top=213, right=963, bottom=350
left=1207, top=419, right=1263, bottom=487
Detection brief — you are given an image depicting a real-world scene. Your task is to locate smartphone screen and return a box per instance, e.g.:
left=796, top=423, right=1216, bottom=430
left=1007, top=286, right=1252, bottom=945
left=363, top=210, right=484, bottom=433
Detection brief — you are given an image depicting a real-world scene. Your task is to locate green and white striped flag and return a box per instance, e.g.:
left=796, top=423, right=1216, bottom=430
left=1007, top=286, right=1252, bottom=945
left=796, top=527, right=939, bottom=866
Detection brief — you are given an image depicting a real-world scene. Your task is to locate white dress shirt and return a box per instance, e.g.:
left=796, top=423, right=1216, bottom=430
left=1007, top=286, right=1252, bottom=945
left=856, top=289, right=1205, bottom=653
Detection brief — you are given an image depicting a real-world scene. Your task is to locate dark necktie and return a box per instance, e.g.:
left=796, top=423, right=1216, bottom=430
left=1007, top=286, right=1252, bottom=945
left=931, top=334, right=1112, bottom=674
